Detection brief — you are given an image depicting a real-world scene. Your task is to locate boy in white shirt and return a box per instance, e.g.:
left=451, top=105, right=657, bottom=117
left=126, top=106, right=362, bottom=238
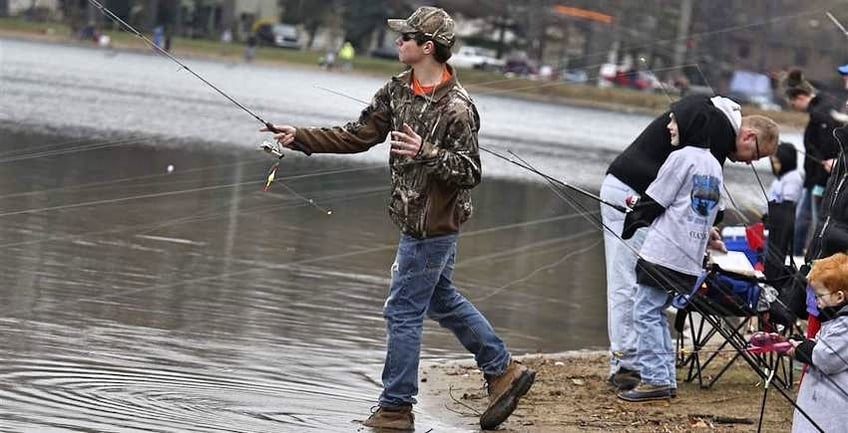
left=619, top=100, right=727, bottom=401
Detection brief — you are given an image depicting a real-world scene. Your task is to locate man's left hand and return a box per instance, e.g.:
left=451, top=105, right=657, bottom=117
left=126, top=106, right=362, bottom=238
left=707, top=226, right=727, bottom=253
left=390, top=123, right=427, bottom=158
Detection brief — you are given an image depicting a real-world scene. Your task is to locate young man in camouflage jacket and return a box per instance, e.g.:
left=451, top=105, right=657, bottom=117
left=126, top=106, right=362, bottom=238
left=263, top=6, right=534, bottom=431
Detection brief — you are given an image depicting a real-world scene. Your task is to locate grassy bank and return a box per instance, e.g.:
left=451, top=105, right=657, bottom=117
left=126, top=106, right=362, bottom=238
left=0, top=17, right=807, bottom=128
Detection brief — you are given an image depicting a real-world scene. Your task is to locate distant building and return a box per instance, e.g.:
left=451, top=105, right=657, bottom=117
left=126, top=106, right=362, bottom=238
left=5, top=0, right=60, bottom=18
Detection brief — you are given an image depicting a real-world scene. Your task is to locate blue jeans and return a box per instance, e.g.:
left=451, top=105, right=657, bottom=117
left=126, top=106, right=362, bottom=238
left=600, top=175, right=647, bottom=376
left=379, top=233, right=510, bottom=407
left=633, top=282, right=676, bottom=387
left=793, top=188, right=823, bottom=256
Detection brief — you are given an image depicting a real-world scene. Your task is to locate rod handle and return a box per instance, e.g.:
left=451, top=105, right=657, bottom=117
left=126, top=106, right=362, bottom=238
left=264, top=122, right=312, bottom=156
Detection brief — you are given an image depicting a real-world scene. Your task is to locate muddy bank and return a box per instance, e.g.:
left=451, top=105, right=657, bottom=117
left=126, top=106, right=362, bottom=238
left=420, top=352, right=795, bottom=432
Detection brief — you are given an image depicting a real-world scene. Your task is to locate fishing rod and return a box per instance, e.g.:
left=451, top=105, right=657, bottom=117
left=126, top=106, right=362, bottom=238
left=86, top=0, right=311, bottom=157
left=826, top=12, right=848, bottom=38
left=310, top=85, right=629, bottom=213
left=483, top=147, right=630, bottom=213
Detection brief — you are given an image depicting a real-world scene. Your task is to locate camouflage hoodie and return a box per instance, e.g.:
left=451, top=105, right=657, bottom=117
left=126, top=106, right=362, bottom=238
left=294, top=65, right=481, bottom=238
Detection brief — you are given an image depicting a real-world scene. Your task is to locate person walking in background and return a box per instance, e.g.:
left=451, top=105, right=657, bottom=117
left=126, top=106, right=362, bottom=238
left=152, top=25, right=164, bottom=49
left=787, top=252, right=848, bottom=433
left=784, top=70, right=843, bottom=256
left=600, top=94, right=779, bottom=393
left=839, top=64, right=848, bottom=91
left=261, top=7, right=534, bottom=431
left=245, top=33, right=257, bottom=62
left=338, top=40, right=355, bottom=71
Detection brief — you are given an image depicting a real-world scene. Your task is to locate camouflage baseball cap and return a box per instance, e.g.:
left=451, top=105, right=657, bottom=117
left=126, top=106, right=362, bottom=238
left=387, top=6, right=455, bottom=47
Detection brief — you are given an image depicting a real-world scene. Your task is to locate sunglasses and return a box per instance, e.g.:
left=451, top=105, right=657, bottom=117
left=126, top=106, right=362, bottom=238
left=401, top=33, right=420, bottom=42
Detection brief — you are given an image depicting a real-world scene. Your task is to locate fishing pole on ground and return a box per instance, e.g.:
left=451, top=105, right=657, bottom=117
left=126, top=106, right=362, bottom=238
left=85, top=0, right=322, bottom=202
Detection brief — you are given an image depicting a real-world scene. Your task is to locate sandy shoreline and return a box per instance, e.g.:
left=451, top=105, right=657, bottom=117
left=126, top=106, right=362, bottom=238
left=417, top=351, right=795, bottom=432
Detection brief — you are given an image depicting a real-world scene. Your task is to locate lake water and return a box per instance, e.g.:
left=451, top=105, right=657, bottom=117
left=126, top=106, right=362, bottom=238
left=0, top=37, right=794, bottom=432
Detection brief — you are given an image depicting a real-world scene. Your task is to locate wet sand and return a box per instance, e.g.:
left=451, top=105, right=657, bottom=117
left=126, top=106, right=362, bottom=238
left=420, top=353, right=795, bottom=432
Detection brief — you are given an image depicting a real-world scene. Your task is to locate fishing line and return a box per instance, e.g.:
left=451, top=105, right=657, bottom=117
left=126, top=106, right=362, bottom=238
left=563, top=7, right=826, bottom=65
left=0, top=120, right=240, bottom=163
left=274, top=182, right=333, bottom=215
left=86, top=0, right=311, bottom=156
left=296, top=58, right=843, bottom=412
left=0, top=135, right=154, bottom=164
left=486, top=147, right=628, bottom=213
left=0, top=157, right=270, bottom=201
left=0, top=133, right=145, bottom=158
left=0, top=185, right=388, bottom=252
left=312, top=84, right=741, bottom=278
left=1, top=209, right=600, bottom=319
left=475, top=237, right=602, bottom=302
left=750, top=164, right=770, bottom=206
left=472, top=64, right=702, bottom=98
left=458, top=8, right=822, bottom=96
left=507, top=148, right=847, bottom=414
left=0, top=162, right=386, bottom=218
left=459, top=228, right=599, bottom=269
left=311, top=84, right=626, bottom=214
left=238, top=212, right=604, bottom=316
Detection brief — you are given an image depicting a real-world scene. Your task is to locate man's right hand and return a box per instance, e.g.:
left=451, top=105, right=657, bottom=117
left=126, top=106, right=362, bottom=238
left=260, top=124, right=297, bottom=149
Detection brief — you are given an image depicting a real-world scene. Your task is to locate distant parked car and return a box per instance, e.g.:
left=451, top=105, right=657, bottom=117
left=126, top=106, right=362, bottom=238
left=503, top=59, right=537, bottom=76
left=561, top=69, right=588, bottom=83
left=450, top=46, right=505, bottom=71
left=255, top=23, right=301, bottom=49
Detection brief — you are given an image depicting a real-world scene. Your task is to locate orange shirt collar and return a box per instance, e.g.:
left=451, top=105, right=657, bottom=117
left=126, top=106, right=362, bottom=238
left=411, top=67, right=452, bottom=96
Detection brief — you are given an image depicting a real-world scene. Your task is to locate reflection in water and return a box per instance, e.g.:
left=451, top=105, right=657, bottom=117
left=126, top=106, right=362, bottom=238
left=0, top=38, right=777, bottom=431
left=0, top=129, right=607, bottom=431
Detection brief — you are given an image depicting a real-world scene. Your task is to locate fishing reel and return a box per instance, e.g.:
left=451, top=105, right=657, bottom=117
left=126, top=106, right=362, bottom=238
left=260, top=140, right=285, bottom=159
left=746, top=331, right=793, bottom=354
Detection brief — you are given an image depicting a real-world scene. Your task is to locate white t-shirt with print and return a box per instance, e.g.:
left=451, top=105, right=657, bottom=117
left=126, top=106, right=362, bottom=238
left=767, top=169, right=803, bottom=203
left=640, top=146, right=723, bottom=276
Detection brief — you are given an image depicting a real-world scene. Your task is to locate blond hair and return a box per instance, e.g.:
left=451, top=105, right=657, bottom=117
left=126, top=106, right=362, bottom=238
left=808, top=252, right=848, bottom=294
left=741, top=115, right=779, bottom=156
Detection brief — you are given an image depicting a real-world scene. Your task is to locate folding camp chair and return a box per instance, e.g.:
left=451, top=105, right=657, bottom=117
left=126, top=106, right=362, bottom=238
left=674, top=262, right=794, bottom=390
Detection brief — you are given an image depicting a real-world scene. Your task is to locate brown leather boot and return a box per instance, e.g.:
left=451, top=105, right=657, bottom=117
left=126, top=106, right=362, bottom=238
left=480, top=360, right=536, bottom=430
left=362, top=405, right=414, bottom=431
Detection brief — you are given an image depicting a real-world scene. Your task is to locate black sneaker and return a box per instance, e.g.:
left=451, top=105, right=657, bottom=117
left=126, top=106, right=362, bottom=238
left=617, top=383, right=673, bottom=402
left=608, top=367, right=641, bottom=391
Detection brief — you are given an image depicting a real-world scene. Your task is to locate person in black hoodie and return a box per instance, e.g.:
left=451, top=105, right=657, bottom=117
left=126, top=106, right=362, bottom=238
left=785, top=70, right=843, bottom=256
left=807, top=125, right=848, bottom=261
left=600, top=94, right=779, bottom=391
left=615, top=98, right=725, bottom=402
